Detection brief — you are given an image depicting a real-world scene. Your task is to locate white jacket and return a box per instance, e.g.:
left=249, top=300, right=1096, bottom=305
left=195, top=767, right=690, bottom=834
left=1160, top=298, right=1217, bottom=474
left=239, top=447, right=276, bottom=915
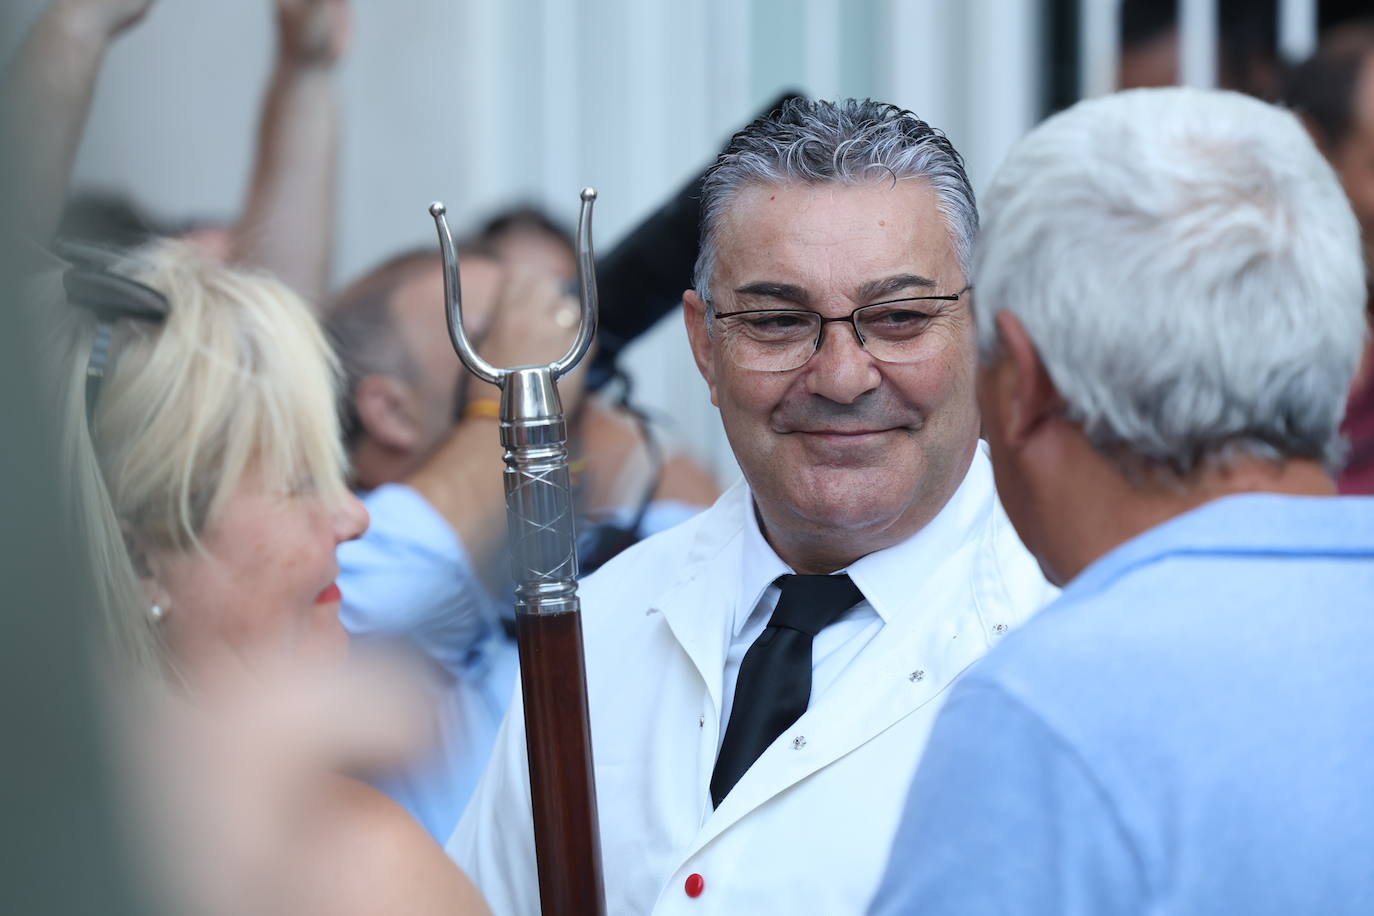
left=450, top=445, right=1056, bottom=914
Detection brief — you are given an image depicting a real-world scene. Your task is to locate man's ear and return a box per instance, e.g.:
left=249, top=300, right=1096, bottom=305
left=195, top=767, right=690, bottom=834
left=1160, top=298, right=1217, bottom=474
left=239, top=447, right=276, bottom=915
left=995, top=311, right=1061, bottom=446
left=353, top=374, right=424, bottom=453
left=682, top=290, right=720, bottom=407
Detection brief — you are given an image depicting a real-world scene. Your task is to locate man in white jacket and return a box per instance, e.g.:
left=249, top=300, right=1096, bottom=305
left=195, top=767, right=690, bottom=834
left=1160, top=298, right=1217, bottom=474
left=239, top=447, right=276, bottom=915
left=450, top=97, right=1056, bottom=914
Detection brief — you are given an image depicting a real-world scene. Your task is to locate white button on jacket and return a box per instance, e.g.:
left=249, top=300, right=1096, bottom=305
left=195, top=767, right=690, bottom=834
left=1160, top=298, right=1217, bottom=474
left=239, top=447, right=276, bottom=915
left=450, top=445, right=1057, bottom=915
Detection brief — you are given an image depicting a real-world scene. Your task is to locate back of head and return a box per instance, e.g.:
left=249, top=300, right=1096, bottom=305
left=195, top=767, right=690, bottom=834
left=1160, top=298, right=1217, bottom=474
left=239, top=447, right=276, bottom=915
left=693, top=97, right=977, bottom=301
left=975, top=87, right=1367, bottom=478
left=38, top=241, right=348, bottom=676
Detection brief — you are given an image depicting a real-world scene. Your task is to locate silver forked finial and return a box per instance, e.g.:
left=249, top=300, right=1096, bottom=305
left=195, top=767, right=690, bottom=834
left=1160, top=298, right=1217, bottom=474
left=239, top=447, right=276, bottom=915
left=551, top=188, right=598, bottom=379
left=428, top=190, right=599, bottom=383
left=429, top=201, right=502, bottom=385
left=427, top=189, right=609, bottom=914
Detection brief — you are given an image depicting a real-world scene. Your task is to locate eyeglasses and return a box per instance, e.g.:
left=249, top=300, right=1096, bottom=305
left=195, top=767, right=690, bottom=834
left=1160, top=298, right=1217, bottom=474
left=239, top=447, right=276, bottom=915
left=708, top=286, right=970, bottom=372
left=57, top=240, right=170, bottom=424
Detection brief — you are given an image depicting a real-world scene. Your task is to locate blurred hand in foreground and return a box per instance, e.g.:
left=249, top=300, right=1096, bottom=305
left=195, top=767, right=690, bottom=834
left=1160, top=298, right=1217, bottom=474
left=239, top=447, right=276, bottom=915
left=121, top=651, right=442, bottom=916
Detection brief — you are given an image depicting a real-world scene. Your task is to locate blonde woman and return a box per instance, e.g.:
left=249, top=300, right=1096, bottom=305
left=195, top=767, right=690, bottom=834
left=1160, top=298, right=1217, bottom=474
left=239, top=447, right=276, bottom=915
left=39, top=240, right=490, bottom=915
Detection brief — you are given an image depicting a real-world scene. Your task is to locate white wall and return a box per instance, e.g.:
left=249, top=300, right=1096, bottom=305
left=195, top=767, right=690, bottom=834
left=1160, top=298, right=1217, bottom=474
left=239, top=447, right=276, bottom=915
left=1, top=0, right=1042, bottom=482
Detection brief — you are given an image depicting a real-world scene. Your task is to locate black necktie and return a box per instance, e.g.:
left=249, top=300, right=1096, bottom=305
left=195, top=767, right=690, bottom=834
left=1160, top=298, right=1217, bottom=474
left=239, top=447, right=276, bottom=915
left=709, top=573, right=864, bottom=807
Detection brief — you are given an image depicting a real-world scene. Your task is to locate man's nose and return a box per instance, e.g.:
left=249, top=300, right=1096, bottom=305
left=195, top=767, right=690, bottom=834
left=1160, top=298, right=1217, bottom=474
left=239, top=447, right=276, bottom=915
left=802, top=321, right=882, bottom=404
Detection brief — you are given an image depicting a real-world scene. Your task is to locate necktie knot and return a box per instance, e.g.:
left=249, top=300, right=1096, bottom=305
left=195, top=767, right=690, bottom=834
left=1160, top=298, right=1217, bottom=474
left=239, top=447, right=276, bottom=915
left=768, top=573, right=864, bottom=636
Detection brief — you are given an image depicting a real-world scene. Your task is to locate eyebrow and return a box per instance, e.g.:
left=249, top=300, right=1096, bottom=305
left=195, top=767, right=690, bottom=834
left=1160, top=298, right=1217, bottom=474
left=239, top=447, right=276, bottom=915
left=732, top=281, right=809, bottom=305
left=855, top=273, right=936, bottom=301
left=731, top=273, right=937, bottom=308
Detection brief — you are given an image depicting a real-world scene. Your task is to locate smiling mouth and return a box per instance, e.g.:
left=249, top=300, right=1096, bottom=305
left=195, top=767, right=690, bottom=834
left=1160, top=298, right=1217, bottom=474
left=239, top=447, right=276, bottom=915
left=794, top=428, right=896, bottom=439
left=314, top=582, right=342, bottom=604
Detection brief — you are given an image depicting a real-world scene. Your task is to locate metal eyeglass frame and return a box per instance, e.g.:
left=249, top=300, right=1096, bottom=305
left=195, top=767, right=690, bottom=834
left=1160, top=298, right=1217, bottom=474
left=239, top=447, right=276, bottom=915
left=708, top=285, right=972, bottom=370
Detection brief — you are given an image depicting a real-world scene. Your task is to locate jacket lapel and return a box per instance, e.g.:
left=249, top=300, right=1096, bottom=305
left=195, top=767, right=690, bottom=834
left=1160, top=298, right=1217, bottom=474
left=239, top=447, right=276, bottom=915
left=682, top=545, right=996, bottom=859
left=648, top=482, right=749, bottom=724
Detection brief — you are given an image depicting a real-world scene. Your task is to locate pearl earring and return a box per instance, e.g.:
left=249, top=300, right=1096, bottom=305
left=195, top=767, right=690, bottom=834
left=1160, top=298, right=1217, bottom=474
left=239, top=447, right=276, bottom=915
left=149, top=603, right=166, bottom=623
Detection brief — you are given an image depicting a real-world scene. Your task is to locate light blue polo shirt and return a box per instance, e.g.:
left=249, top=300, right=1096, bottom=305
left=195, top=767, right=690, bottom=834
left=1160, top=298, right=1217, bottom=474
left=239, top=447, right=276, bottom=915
left=870, top=493, right=1374, bottom=915
left=338, top=484, right=517, bottom=841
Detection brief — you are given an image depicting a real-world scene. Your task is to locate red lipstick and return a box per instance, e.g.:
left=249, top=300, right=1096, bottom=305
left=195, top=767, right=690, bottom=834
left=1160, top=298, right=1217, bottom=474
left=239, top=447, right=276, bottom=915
left=314, top=582, right=342, bottom=604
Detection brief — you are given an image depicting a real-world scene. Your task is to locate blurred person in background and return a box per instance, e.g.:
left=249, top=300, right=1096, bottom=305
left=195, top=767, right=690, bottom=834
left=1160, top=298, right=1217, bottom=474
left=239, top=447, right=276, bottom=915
left=475, top=204, right=720, bottom=531
left=870, top=87, right=1374, bottom=916
left=1117, top=0, right=1281, bottom=98
left=6, top=6, right=493, bottom=906
left=1284, top=21, right=1374, bottom=493
left=33, top=239, right=490, bottom=915
left=480, top=205, right=579, bottom=284
left=327, top=228, right=717, bottom=841
left=327, top=244, right=582, bottom=842
left=6, top=0, right=348, bottom=308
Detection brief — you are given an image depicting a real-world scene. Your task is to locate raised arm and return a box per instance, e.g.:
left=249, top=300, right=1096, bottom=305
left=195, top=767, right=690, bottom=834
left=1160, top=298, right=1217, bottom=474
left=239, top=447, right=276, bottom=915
left=230, top=0, right=349, bottom=306
left=404, top=266, right=586, bottom=589
left=1, top=0, right=157, bottom=242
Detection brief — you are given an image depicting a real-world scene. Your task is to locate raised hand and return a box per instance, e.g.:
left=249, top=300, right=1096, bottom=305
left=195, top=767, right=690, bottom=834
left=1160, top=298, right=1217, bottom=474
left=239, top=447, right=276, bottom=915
left=475, top=266, right=590, bottom=415
left=275, top=0, right=351, bottom=67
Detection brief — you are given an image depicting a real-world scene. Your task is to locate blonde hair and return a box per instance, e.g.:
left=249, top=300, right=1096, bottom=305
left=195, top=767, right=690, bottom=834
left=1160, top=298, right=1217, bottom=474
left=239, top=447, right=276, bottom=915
left=36, top=241, right=349, bottom=677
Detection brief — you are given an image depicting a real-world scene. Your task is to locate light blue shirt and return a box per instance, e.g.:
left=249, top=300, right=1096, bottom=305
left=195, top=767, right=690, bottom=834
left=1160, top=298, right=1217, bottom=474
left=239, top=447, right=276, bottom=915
left=338, top=483, right=706, bottom=841
left=338, top=483, right=517, bottom=841
left=870, top=493, right=1374, bottom=916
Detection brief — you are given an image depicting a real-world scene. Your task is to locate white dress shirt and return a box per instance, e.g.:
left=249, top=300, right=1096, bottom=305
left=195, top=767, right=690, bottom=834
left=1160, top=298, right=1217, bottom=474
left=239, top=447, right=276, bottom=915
left=719, top=507, right=885, bottom=749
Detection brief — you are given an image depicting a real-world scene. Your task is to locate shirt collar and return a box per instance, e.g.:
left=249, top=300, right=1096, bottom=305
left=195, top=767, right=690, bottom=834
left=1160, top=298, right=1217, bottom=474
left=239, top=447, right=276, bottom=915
left=736, top=500, right=793, bottom=637
left=1062, top=492, right=1374, bottom=603
left=733, top=445, right=998, bottom=636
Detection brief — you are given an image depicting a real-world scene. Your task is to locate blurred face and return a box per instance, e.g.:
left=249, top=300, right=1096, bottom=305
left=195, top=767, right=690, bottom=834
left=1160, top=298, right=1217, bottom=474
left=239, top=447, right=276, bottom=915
left=686, top=180, right=980, bottom=564
left=390, top=256, right=504, bottom=452
left=149, top=465, right=369, bottom=676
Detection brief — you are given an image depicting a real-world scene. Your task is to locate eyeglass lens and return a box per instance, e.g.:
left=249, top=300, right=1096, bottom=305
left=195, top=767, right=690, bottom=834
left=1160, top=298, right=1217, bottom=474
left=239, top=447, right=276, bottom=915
left=716, top=300, right=953, bottom=372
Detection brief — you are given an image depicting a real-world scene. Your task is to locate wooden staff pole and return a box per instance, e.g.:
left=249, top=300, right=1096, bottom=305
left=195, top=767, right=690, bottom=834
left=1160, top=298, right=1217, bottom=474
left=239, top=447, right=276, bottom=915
left=429, top=191, right=606, bottom=915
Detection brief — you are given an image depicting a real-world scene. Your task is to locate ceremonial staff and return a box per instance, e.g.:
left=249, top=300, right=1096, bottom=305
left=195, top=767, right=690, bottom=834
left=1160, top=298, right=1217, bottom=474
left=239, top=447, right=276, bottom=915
left=429, top=190, right=607, bottom=915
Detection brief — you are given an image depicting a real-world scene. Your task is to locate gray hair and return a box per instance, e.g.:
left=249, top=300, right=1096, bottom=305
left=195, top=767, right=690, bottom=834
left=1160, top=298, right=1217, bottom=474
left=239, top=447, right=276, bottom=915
left=693, top=98, right=977, bottom=303
left=975, top=87, right=1368, bottom=477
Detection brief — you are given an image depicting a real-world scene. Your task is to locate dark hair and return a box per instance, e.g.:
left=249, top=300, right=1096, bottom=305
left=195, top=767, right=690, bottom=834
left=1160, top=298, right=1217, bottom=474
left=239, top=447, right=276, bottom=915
left=1120, top=0, right=1281, bottom=99
left=1283, top=21, right=1374, bottom=149
left=479, top=205, right=574, bottom=254
left=59, top=193, right=161, bottom=250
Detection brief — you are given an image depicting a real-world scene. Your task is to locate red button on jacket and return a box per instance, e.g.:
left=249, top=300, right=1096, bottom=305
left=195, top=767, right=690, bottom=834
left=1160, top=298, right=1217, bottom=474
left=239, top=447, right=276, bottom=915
left=684, top=873, right=705, bottom=898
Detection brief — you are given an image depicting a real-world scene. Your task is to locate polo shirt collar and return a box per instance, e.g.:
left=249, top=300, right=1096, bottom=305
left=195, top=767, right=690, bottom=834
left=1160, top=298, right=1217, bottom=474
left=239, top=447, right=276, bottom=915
left=1063, top=492, right=1374, bottom=604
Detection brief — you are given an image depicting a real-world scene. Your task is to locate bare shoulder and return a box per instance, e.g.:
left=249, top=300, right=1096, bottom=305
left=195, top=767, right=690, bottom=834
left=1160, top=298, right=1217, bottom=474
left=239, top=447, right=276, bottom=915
left=299, top=776, right=492, bottom=916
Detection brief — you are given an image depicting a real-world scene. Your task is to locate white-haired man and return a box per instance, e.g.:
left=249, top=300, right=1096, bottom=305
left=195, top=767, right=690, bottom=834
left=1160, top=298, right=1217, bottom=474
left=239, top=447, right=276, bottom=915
left=870, top=88, right=1374, bottom=915
left=452, top=98, right=1056, bottom=913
